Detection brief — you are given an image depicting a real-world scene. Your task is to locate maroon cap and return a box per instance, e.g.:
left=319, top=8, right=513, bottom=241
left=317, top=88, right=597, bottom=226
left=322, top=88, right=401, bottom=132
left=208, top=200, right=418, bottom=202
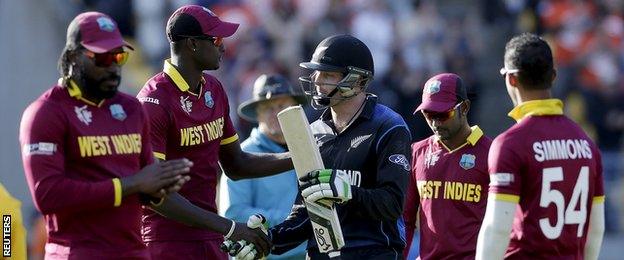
left=415, top=73, right=467, bottom=113
left=66, top=12, right=133, bottom=53
left=166, top=5, right=239, bottom=42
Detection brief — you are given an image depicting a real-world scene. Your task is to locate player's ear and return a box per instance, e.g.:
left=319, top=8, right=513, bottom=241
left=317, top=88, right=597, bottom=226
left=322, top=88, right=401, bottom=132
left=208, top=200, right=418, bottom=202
left=185, top=38, right=198, bottom=52
left=508, top=73, right=519, bottom=88
left=461, top=100, right=471, bottom=116
left=551, top=68, right=557, bottom=83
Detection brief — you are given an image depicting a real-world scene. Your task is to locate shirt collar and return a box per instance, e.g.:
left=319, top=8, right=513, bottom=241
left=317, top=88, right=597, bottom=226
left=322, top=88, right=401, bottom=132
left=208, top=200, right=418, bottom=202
left=508, top=99, right=564, bottom=122
left=62, top=78, right=105, bottom=107
left=163, top=59, right=205, bottom=95
left=436, top=125, right=484, bottom=153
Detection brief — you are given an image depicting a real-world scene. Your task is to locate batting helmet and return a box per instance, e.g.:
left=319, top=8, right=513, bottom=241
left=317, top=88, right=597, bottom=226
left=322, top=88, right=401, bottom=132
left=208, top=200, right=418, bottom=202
left=299, top=35, right=374, bottom=109
left=238, top=74, right=307, bottom=122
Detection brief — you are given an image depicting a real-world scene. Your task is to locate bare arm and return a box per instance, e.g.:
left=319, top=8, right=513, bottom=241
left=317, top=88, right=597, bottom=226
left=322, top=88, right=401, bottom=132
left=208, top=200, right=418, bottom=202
left=584, top=201, right=605, bottom=260
left=219, top=139, right=293, bottom=180
left=150, top=192, right=232, bottom=234
left=475, top=196, right=516, bottom=260
left=149, top=192, right=272, bottom=256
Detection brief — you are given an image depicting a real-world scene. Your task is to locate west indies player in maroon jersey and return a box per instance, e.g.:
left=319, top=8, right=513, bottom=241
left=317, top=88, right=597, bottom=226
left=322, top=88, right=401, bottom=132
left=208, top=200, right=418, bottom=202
left=137, top=5, right=293, bottom=260
left=476, top=33, right=605, bottom=260
left=19, top=12, right=192, bottom=259
left=404, top=73, right=492, bottom=260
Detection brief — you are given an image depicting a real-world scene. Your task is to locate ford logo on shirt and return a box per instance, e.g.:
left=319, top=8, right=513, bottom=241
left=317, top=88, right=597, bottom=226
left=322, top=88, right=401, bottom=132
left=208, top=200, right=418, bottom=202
left=389, top=154, right=410, bottom=171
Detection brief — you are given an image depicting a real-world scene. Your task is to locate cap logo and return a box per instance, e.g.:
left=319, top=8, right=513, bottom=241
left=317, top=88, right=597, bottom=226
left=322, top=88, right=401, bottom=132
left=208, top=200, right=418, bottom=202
left=96, top=17, right=116, bottom=32
left=202, top=7, right=216, bottom=16
left=425, top=80, right=441, bottom=94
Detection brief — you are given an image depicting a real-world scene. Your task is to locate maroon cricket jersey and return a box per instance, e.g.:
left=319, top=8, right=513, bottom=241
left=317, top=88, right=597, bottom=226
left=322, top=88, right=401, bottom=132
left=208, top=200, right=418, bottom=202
left=19, top=81, right=154, bottom=259
left=404, top=126, right=492, bottom=260
left=137, top=60, right=238, bottom=241
left=488, top=99, right=605, bottom=259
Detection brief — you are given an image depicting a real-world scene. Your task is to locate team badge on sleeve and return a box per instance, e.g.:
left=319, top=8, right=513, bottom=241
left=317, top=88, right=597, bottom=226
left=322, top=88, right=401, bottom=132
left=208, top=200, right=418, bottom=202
left=109, top=104, right=127, bottom=121
left=23, top=142, right=57, bottom=155
left=389, top=154, right=410, bottom=171
left=204, top=91, right=214, bottom=108
left=490, top=173, right=514, bottom=186
left=459, top=153, right=476, bottom=170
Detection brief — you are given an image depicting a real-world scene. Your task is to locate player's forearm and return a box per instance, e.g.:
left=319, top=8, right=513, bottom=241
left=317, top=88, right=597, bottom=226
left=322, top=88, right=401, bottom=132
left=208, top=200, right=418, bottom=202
left=475, top=198, right=516, bottom=260
left=149, top=192, right=231, bottom=235
left=222, top=151, right=293, bottom=180
left=475, top=222, right=510, bottom=260
left=584, top=202, right=605, bottom=260
left=268, top=203, right=311, bottom=255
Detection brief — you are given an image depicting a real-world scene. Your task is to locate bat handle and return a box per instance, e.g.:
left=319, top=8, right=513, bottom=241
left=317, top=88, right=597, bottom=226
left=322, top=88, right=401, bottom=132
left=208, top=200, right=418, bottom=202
left=328, top=251, right=341, bottom=259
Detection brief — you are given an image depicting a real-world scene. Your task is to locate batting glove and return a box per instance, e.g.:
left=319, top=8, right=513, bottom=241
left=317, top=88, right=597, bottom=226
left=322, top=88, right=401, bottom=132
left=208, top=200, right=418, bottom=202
left=299, top=169, right=352, bottom=204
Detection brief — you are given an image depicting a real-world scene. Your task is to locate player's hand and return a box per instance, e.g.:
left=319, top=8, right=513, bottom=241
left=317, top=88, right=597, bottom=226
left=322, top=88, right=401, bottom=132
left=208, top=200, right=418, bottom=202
left=299, top=169, right=352, bottom=204
left=122, top=158, right=193, bottom=196
left=148, top=174, right=191, bottom=198
left=221, top=214, right=269, bottom=259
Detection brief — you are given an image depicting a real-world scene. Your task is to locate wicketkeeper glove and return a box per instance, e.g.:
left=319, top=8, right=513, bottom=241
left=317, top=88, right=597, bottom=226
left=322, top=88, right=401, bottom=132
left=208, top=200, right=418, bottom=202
left=299, top=169, right=352, bottom=204
left=219, top=214, right=268, bottom=260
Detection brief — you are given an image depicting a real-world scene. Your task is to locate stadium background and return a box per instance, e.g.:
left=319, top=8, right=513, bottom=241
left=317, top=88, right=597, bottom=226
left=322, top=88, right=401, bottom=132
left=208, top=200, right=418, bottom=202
left=0, top=0, right=622, bottom=259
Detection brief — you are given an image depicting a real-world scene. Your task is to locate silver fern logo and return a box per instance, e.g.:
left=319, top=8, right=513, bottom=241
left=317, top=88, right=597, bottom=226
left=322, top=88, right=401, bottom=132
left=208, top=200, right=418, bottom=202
left=348, top=134, right=372, bottom=152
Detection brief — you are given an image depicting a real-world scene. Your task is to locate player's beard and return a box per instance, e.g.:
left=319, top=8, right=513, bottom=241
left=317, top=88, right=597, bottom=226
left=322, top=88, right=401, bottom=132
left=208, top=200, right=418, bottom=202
left=76, top=71, right=120, bottom=99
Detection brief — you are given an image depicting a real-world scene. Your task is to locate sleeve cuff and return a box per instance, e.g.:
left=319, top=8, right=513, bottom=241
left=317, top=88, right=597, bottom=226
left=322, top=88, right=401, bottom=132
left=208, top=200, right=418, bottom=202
left=593, top=195, right=605, bottom=204
left=220, top=134, right=239, bottom=145
left=112, top=178, right=122, bottom=207
left=153, top=152, right=166, bottom=160
left=492, top=193, right=520, bottom=203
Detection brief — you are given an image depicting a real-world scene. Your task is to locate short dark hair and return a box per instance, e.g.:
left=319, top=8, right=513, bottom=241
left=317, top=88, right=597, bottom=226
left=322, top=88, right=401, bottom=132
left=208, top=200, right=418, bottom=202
left=504, top=33, right=555, bottom=90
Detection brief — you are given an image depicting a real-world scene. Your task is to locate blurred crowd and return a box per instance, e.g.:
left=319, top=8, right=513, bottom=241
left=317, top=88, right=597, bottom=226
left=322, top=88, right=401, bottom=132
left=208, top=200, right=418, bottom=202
left=24, top=0, right=624, bottom=258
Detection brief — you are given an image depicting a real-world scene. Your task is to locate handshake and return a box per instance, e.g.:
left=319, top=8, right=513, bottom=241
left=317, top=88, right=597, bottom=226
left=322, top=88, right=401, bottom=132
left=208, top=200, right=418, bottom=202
left=220, top=169, right=352, bottom=259
left=220, top=214, right=269, bottom=260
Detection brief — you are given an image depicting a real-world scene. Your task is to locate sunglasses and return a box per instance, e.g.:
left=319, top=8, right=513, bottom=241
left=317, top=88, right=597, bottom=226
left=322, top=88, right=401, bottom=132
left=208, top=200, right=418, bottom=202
left=83, top=50, right=129, bottom=67
left=499, top=67, right=519, bottom=78
left=179, top=35, right=224, bottom=47
left=422, top=102, right=463, bottom=122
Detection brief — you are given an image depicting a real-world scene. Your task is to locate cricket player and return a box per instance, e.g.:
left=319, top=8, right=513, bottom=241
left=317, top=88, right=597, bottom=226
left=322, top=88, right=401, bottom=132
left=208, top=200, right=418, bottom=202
left=234, top=34, right=412, bottom=260
left=403, top=73, right=492, bottom=259
left=19, top=12, right=193, bottom=259
left=223, top=74, right=307, bottom=260
left=476, top=33, right=605, bottom=260
left=137, top=5, right=291, bottom=259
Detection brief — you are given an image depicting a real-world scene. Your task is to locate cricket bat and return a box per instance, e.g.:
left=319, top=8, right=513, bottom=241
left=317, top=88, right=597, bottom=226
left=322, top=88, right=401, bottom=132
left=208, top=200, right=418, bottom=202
left=277, top=106, right=345, bottom=256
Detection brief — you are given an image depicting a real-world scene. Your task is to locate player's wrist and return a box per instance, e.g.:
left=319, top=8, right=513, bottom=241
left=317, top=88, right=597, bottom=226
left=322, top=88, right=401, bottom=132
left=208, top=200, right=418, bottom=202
left=119, top=175, right=141, bottom=197
left=224, top=219, right=236, bottom=239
